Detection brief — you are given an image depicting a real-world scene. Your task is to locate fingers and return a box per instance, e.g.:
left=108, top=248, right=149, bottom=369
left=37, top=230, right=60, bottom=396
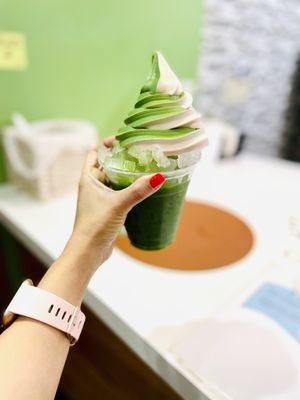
left=83, top=150, right=98, bottom=175
left=116, top=173, right=165, bottom=211
left=90, top=167, right=106, bottom=183
left=103, top=136, right=116, bottom=148
left=85, top=136, right=115, bottom=173
left=82, top=138, right=115, bottom=183
left=81, top=149, right=106, bottom=184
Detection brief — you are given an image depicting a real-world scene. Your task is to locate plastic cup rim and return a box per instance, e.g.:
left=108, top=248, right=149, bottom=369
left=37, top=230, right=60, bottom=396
left=103, top=163, right=197, bottom=179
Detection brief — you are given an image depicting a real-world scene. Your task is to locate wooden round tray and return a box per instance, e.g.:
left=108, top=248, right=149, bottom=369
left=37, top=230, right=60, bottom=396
left=116, top=201, right=254, bottom=271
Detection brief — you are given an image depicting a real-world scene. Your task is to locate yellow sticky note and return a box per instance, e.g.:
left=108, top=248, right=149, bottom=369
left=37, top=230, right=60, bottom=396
left=0, top=31, right=28, bottom=71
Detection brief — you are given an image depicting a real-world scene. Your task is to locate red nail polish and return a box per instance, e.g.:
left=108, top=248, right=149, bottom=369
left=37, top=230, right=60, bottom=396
left=149, top=173, right=165, bottom=189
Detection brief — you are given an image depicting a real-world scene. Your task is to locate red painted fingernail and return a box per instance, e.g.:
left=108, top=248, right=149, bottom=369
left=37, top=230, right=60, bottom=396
left=149, top=173, right=165, bottom=189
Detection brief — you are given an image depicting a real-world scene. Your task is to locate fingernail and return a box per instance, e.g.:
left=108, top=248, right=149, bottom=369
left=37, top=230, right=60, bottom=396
left=149, top=173, right=165, bottom=189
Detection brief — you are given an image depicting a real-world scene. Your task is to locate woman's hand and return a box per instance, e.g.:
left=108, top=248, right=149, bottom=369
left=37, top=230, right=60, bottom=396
left=67, top=137, right=165, bottom=272
left=39, top=136, right=165, bottom=303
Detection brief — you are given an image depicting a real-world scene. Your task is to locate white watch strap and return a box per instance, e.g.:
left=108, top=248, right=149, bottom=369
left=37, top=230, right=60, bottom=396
left=4, top=281, right=85, bottom=344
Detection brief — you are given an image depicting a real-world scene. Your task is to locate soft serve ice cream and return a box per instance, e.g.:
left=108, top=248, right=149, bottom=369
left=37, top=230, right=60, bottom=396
left=100, top=51, right=209, bottom=250
left=99, top=51, right=208, bottom=171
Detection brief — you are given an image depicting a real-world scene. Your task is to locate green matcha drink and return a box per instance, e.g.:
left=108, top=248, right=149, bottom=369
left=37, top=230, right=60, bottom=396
left=100, top=51, right=208, bottom=250
left=107, top=167, right=193, bottom=250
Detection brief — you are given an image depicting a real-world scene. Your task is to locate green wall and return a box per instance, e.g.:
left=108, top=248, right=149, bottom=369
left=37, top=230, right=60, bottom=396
left=0, top=0, right=202, bottom=180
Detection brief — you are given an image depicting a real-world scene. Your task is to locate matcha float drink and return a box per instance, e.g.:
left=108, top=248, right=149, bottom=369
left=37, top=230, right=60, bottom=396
left=100, top=52, right=208, bottom=250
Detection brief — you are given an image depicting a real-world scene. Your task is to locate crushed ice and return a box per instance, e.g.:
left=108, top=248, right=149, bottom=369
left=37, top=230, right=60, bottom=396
left=128, top=146, right=153, bottom=166
left=98, top=141, right=201, bottom=172
left=177, top=150, right=201, bottom=168
left=152, top=146, right=171, bottom=168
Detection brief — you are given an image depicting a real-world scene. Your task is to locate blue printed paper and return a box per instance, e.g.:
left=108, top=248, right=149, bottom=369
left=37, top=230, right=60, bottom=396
left=244, top=283, right=300, bottom=342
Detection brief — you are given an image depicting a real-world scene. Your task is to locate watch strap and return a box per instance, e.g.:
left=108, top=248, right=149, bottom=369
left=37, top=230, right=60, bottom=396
left=3, top=280, right=85, bottom=344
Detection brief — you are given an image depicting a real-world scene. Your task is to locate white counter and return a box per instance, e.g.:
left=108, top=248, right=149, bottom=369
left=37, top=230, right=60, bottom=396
left=1, top=154, right=299, bottom=400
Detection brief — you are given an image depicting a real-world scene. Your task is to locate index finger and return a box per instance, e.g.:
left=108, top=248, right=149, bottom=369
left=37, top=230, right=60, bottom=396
left=103, top=136, right=116, bottom=148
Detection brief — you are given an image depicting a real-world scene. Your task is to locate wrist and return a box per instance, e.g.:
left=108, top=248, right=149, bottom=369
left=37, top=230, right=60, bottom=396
left=38, top=239, right=97, bottom=305
left=37, top=229, right=105, bottom=306
left=62, top=230, right=105, bottom=273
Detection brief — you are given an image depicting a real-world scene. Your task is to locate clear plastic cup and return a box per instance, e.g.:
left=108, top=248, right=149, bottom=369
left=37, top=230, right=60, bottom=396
left=104, top=164, right=196, bottom=250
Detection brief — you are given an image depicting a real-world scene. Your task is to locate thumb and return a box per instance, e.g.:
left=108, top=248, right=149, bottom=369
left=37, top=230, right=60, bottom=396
left=117, top=173, right=165, bottom=211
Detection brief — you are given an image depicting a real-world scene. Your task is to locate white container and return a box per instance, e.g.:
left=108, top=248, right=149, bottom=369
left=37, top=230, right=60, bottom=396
left=3, top=115, right=98, bottom=200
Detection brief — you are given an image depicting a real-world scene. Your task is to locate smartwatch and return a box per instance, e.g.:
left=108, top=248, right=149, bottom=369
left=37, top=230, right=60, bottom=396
left=1, top=280, right=85, bottom=345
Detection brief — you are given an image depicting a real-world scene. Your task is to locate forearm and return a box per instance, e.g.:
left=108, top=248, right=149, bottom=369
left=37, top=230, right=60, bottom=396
left=0, top=233, right=97, bottom=400
left=0, top=317, right=69, bottom=400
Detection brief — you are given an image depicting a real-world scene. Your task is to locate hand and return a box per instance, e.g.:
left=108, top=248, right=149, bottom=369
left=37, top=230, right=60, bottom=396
left=68, top=137, right=165, bottom=272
